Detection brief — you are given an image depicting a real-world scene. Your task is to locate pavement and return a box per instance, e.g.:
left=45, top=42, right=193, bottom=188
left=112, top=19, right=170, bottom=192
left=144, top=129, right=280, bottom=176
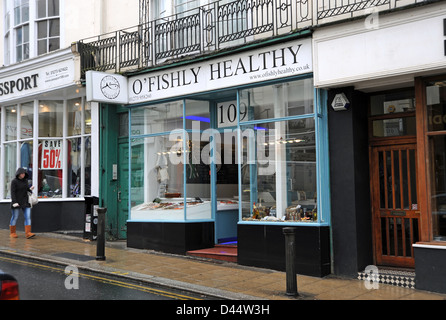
left=1, top=229, right=446, bottom=300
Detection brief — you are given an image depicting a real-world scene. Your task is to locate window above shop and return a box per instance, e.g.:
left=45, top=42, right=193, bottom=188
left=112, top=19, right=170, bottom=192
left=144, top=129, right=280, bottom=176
left=2, top=0, right=60, bottom=65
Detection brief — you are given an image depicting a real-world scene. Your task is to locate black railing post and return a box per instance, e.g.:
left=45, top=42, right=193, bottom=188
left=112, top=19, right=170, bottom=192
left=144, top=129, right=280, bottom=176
left=283, top=227, right=298, bottom=296
left=96, top=207, right=107, bottom=261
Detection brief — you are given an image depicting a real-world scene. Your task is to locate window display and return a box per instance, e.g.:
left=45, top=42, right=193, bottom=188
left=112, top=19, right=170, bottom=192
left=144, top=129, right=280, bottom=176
left=240, top=119, right=317, bottom=222
left=239, top=79, right=318, bottom=223
left=128, top=78, right=325, bottom=225
left=0, top=98, right=91, bottom=200
left=130, top=99, right=213, bottom=221
left=130, top=134, right=212, bottom=221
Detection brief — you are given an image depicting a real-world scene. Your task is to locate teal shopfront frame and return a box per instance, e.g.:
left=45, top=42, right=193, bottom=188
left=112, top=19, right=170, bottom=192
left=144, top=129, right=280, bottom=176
left=126, top=75, right=331, bottom=269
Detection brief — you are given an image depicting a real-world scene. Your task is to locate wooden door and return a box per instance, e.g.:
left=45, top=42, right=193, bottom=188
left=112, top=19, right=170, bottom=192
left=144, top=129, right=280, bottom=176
left=371, top=143, right=420, bottom=267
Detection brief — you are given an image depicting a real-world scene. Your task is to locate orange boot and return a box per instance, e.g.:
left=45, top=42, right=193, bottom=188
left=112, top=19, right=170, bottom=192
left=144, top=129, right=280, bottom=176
left=25, top=225, right=35, bottom=239
left=9, top=226, right=18, bottom=238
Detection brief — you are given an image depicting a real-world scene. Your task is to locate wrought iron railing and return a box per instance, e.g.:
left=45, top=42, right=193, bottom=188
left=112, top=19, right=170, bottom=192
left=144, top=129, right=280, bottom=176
left=77, top=0, right=438, bottom=79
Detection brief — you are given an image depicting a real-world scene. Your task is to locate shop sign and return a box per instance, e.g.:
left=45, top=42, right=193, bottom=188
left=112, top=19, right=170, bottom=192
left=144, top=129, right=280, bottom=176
left=0, top=60, right=75, bottom=103
left=128, top=38, right=312, bottom=104
left=86, top=71, right=128, bottom=104
left=41, top=140, right=62, bottom=170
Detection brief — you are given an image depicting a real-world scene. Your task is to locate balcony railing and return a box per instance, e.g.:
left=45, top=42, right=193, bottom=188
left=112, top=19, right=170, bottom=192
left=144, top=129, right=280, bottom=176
left=77, top=0, right=437, bottom=79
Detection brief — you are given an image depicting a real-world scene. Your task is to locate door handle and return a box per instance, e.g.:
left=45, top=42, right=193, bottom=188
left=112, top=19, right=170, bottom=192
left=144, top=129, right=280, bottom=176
left=117, top=191, right=121, bottom=202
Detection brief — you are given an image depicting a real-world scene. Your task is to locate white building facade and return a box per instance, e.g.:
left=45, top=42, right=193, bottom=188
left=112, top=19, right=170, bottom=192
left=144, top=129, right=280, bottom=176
left=0, top=0, right=138, bottom=232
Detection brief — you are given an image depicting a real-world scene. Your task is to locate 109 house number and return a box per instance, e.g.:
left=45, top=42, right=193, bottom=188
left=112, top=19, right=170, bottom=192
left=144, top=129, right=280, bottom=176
left=217, top=101, right=248, bottom=128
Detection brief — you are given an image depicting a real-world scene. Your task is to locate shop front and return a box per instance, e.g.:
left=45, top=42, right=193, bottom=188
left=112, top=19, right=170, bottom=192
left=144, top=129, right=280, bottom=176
left=87, top=34, right=331, bottom=276
left=0, top=48, right=99, bottom=233
left=313, top=2, right=446, bottom=292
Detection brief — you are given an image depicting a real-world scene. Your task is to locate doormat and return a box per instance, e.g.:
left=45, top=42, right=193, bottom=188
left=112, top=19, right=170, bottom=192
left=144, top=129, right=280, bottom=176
left=357, top=267, right=415, bottom=289
left=52, top=252, right=96, bottom=262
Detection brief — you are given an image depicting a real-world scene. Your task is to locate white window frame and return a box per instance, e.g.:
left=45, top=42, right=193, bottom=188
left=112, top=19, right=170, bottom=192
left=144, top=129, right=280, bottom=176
left=0, top=97, right=92, bottom=201
left=35, top=0, right=60, bottom=55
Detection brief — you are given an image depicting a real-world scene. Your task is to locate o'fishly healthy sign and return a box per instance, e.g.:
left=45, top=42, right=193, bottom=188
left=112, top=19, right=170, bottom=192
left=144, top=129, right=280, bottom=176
left=127, top=38, right=312, bottom=104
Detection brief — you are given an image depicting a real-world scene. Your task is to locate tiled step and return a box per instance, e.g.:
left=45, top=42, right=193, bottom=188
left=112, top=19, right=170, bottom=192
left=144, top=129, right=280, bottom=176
left=357, top=267, right=415, bottom=289
left=187, top=244, right=237, bottom=262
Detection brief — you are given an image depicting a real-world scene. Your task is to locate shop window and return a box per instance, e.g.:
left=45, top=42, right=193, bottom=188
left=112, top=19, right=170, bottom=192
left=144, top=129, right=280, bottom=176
left=240, top=119, right=317, bottom=222
left=38, top=139, right=63, bottom=197
left=3, top=102, right=34, bottom=198
left=128, top=79, right=325, bottom=224
left=129, top=99, right=213, bottom=221
left=184, top=100, right=212, bottom=219
left=3, top=143, right=18, bottom=198
left=426, top=81, right=446, bottom=241
left=1, top=98, right=91, bottom=200
left=130, top=135, right=194, bottom=221
left=239, top=79, right=318, bottom=223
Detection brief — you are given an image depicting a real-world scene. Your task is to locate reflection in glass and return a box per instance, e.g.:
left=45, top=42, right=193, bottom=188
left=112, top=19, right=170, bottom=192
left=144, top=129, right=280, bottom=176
left=131, top=101, right=183, bottom=135
left=240, top=78, right=314, bottom=122
left=65, top=137, right=91, bottom=197
left=6, top=106, right=17, bottom=141
left=85, top=102, right=92, bottom=134
left=67, top=98, right=82, bottom=136
left=426, top=82, right=446, bottom=132
left=130, top=135, right=206, bottom=221
left=372, top=117, right=416, bottom=138
left=20, top=140, right=33, bottom=173
left=39, top=100, right=63, bottom=137
left=4, top=143, right=18, bottom=198
left=370, top=89, right=415, bottom=116
left=20, top=102, right=34, bottom=139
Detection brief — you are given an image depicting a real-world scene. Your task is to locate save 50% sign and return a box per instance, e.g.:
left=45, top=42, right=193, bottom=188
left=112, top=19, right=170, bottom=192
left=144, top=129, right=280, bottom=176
left=41, top=140, right=62, bottom=170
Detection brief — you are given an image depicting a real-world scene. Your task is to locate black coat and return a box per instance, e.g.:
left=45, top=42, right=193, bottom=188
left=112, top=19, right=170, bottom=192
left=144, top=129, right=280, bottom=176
left=11, top=168, right=31, bottom=209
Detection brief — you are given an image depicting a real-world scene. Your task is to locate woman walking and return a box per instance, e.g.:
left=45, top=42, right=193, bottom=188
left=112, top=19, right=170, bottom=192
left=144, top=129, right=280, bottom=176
left=10, top=168, right=35, bottom=239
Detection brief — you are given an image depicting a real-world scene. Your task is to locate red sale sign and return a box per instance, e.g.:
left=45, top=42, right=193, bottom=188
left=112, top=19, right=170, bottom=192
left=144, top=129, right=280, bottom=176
left=41, top=140, right=62, bottom=170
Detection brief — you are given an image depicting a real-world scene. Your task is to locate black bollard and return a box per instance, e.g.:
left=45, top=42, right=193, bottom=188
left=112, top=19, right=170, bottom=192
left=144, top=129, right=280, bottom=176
left=283, top=227, right=298, bottom=296
left=96, top=207, right=107, bottom=261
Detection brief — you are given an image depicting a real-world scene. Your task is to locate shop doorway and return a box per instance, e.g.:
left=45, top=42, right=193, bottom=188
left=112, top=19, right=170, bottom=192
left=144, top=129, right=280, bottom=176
left=368, top=88, right=419, bottom=268
left=184, top=95, right=239, bottom=253
left=370, top=143, right=420, bottom=268
left=100, top=104, right=129, bottom=240
left=213, top=99, right=239, bottom=244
